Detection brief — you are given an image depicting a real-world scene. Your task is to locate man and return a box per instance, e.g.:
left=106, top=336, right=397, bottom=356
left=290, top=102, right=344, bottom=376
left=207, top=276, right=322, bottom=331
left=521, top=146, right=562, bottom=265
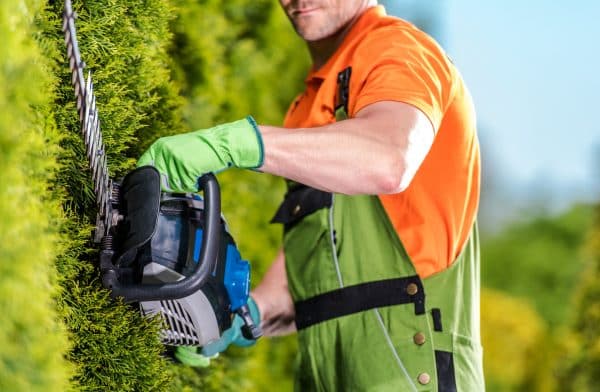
left=138, top=1, right=484, bottom=390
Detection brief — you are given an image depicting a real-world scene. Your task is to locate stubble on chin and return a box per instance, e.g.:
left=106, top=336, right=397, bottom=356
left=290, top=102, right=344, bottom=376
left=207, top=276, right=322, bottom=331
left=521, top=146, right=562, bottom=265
left=292, top=13, right=340, bottom=42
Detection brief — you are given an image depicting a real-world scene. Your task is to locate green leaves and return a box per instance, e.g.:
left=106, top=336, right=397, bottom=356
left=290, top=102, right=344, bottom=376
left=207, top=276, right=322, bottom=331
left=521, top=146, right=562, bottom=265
left=481, top=204, right=595, bottom=327
left=2, top=0, right=308, bottom=390
left=39, top=0, right=184, bottom=390
left=0, top=1, right=72, bottom=391
left=480, top=204, right=598, bottom=391
left=558, top=206, right=600, bottom=391
left=169, top=0, right=308, bottom=129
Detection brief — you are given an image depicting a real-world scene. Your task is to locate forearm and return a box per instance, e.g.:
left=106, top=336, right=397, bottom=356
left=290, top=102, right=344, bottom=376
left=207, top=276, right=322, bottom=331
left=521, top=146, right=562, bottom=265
left=258, top=101, right=434, bottom=195
left=251, top=249, right=297, bottom=337
left=259, top=120, right=398, bottom=194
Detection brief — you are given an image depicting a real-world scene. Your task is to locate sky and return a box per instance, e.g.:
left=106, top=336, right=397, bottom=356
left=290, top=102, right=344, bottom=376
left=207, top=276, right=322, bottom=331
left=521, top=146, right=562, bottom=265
left=383, top=1, right=600, bottom=217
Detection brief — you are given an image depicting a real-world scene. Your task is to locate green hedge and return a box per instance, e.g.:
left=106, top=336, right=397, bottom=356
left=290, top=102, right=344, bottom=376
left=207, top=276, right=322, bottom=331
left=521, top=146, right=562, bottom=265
left=43, top=0, right=307, bottom=389
left=480, top=204, right=597, bottom=391
left=39, top=0, right=185, bottom=390
left=2, top=0, right=308, bottom=389
left=0, top=0, right=72, bottom=390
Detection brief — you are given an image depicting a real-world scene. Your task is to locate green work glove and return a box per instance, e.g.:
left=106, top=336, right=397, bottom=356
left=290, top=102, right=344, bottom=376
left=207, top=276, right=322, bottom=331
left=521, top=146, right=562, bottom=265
left=137, top=116, right=264, bottom=192
left=201, top=297, right=261, bottom=357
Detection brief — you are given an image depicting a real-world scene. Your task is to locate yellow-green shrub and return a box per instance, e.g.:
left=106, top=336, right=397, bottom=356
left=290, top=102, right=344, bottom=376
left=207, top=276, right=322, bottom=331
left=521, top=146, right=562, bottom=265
left=482, top=288, right=547, bottom=391
left=0, top=0, right=72, bottom=390
left=38, top=0, right=184, bottom=390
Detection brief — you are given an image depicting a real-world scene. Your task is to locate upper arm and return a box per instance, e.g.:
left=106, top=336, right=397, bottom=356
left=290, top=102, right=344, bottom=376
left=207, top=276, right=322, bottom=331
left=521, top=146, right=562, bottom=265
left=347, top=27, right=454, bottom=192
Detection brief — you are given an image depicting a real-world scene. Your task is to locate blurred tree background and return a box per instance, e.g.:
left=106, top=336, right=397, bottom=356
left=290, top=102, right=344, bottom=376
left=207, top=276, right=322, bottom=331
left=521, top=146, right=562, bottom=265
left=480, top=204, right=598, bottom=391
left=165, top=0, right=308, bottom=390
left=0, top=0, right=598, bottom=391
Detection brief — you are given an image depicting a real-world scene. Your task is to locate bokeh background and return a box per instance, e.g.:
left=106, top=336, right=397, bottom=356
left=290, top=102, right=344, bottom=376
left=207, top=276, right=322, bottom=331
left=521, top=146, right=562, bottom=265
left=0, top=0, right=598, bottom=391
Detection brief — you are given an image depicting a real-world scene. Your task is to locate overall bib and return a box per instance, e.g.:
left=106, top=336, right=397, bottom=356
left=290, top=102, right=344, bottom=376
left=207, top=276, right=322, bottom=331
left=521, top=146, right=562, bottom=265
left=272, top=69, right=485, bottom=392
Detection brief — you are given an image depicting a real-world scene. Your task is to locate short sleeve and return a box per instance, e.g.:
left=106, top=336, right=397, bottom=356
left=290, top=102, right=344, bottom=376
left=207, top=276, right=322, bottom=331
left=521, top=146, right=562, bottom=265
left=352, top=27, right=455, bottom=132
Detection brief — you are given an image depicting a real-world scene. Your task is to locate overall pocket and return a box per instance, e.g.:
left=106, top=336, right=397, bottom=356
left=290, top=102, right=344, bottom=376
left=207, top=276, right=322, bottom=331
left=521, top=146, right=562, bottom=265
left=272, top=185, right=339, bottom=300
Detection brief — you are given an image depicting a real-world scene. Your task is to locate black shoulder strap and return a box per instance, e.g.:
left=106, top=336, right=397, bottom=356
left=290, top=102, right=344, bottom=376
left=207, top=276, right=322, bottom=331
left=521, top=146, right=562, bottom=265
left=270, top=184, right=332, bottom=231
left=335, top=66, right=352, bottom=119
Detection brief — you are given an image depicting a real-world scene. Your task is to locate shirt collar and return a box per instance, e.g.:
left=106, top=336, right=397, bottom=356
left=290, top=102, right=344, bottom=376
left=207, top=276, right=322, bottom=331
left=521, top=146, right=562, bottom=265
left=305, top=5, right=386, bottom=83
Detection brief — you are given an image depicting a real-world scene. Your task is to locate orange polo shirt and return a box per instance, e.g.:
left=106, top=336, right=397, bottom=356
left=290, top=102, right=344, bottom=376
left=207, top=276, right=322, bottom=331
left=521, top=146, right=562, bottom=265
left=283, top=6, right=480, bottom=278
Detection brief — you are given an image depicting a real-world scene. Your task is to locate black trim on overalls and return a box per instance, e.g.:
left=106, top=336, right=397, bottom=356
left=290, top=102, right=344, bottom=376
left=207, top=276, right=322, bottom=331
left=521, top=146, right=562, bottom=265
left=270, top=184, right=332, bottom=231
left=431, top=308, right=443, bottom=332
left=435, top=350, right=457, bottom=392
left=294, top=276, right=426, bottom=330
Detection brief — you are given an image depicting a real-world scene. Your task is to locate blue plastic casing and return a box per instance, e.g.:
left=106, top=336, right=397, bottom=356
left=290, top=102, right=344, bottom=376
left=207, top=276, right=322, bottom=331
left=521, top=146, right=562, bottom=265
left=189, top=192, right=249, bottom=312
left=223, top=244, right=250, bottom=311
left=192, top=228, right=249, bottom=310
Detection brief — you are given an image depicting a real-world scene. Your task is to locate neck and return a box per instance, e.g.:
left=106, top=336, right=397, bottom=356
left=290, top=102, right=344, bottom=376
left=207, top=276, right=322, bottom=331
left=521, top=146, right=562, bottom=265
left=307, top=5, right=374, bottom=70
left=307, top=22, right=353, bottom=69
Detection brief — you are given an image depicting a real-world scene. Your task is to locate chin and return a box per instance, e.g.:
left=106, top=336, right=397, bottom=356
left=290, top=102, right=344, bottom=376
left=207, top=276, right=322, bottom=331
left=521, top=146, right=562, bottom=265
left=295, top=26, right=331, bottom=42
left=300, top=32, right=324, bottom=42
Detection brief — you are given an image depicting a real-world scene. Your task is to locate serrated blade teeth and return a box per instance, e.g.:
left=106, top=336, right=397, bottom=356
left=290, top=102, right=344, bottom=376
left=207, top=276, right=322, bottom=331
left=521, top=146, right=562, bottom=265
left=63, top=0, right=113, bottom=241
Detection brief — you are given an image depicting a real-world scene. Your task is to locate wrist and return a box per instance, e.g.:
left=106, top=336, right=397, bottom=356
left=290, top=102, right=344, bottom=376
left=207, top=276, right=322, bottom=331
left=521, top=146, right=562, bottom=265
left=245, top=116, right=264, bottom=169
left=248, top=293, right=264, bottom=325
left=223, top=116, right=264, bottom=169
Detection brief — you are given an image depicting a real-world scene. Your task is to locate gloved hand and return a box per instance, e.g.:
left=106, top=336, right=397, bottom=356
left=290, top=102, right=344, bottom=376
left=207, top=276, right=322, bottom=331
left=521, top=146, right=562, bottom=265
left=137, top=116, right=264, bottom=192
left=201, top=297, right=261, bottom=357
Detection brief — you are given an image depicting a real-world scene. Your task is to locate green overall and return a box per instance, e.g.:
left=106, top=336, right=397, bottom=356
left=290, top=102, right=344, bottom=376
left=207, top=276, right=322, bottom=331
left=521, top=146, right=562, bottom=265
left=275, top=70, right=485, bottom=391
left=281, top=192, right=484, bottom=391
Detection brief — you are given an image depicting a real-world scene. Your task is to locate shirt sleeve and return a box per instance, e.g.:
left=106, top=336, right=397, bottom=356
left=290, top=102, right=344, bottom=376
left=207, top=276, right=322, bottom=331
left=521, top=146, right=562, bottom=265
left=352, top=26, right=455, bottom=132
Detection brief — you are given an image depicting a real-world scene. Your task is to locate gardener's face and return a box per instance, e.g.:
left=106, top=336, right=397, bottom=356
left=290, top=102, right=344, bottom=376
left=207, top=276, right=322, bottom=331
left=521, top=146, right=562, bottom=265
left=279, top=0, right=376, bottom=42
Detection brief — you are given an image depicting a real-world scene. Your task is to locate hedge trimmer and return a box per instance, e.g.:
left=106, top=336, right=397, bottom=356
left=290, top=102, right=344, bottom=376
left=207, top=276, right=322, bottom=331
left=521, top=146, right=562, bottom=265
left=61, top=0, right=261, bottom=348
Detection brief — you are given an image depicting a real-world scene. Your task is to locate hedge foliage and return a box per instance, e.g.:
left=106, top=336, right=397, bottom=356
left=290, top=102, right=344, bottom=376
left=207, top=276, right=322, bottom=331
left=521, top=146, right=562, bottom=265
left=18, top=0, right=306, bottom=391
left=0, top=1, right=73, bottom=391
left=481, top=288, right=548, bottom=391
left=480, top=204, right=597, bottom=392
left=39, top=0, right=185, bottom=390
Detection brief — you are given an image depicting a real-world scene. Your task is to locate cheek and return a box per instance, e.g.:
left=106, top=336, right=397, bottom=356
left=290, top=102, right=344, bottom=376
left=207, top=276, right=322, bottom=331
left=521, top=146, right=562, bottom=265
left=338, top=0, right=361, bottom=20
